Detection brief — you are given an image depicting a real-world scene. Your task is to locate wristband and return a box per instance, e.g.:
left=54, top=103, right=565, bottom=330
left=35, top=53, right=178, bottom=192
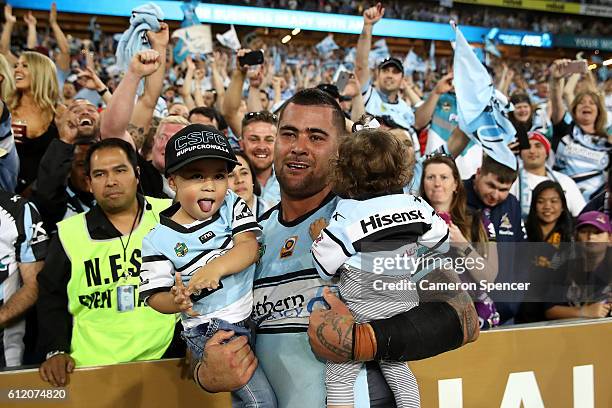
left=45, top=350, right=66, bottom=360
left=97, top=87, right=109, bottom=96
left=352, top=323, right=377, bottom=361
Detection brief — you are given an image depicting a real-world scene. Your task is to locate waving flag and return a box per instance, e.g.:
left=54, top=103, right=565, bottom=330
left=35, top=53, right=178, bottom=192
left=173, top=0, right=201, bottom=64
left=216, top=25, right=241, bottom=51
left=403, top=50, right=427, bottom=74
left=315, top=34, right=339, bottom=57
left=452, top=22, right=517, bottom=170
left=429, top=40, right=437, bottom=72
left=368, top=39, right=391, bottom=68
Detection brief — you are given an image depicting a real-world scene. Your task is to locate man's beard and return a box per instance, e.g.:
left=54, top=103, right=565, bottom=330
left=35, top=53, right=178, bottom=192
left=275, top=164, right=329, bottom=200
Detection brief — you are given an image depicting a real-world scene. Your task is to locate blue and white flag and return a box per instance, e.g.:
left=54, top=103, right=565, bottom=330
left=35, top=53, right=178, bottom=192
left=403, top=50, right=427, bottom=74
left=369, top=40, right=391, bottom=69
left=429, top=40, right=437, bottom=72
left=216, top=25, right=241, bottom=51
left=452, top=22, right=517, bottom=170
left=173, top=0, right=201, bottom=64
left=315, top=34, right=339, bottom=57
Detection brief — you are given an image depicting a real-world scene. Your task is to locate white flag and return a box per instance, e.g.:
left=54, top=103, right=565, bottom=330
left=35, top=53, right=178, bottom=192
left=172, top=24, right=213, bottom=55
left=216, top=25, right=241, bottom=51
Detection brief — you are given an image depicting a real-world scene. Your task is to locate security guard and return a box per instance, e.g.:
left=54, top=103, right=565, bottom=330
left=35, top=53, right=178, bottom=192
left=37, top=138, right=177, bottom=387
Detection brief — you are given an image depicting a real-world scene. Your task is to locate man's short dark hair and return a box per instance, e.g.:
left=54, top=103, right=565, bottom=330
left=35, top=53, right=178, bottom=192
left=241, top=110, right=278, bottom=132
left=278, top=88, right=346, bottom=136
left=85, top=138, right=139, bottom=176
left=480, top=154, right=518, bottom=184
left=188, top=107, right=227, bottom=130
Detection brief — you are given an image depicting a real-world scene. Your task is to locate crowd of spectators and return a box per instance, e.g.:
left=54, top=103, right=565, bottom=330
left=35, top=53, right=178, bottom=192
left=0, top=3, right=609, bottom=406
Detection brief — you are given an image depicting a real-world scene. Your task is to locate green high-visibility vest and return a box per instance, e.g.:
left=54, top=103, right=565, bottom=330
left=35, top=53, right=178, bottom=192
left=57, top=197, right=176, bottom=367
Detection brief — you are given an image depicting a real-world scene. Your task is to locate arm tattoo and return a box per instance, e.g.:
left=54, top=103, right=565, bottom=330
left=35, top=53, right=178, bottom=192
left=127, top=123, right=147, bottom=151
left=418, top=267, right=480, bottom=344
left=316, top=312, right=353, bottom=361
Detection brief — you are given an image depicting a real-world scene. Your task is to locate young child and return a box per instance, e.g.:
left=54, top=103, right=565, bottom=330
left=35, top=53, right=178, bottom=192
left=310, top=128, right=450, bottom=408
left=139, top=124, right=276, bottom=407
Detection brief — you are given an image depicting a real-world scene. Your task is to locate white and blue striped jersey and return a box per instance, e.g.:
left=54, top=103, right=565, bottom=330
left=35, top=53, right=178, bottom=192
left=362, top=82, right=416, bottom=131
left=311, top=195, right=450, bottom=281
left=0, top=191, right=48, bottom=367
left=139, top=190, right=261, bottom=329
left=553, top=121, right=611, bottom=201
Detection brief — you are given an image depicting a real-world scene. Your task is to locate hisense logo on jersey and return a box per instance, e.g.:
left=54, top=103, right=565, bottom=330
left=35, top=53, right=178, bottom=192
left=360, top=210, right=425, bottom=233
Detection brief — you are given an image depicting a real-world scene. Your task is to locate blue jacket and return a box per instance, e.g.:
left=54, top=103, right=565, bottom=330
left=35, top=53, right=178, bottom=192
left=464, top=176, right=526, bottom=323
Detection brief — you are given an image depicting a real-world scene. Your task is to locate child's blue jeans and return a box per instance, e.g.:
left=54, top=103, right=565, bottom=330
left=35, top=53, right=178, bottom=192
left=181, top=317, right=277, bottom=408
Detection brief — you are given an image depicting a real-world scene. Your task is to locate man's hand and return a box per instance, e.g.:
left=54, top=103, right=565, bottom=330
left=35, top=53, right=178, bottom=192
left=236, top=49, right=253, bottom=73
left=171, top=272, right=199, bottom=317
left=4, top=5, right=16, bottom=24
left=147, top=22, right=169, bottom=50
left=23, top=11, right=37, bottom=27
left=433, top=72, right=454, bottom=95
left=196, top=330, right=257, bottom=392
left=581, top=302, right=611, bottom=318
left=56, top=109, right=79, bottom=144
left=76, top=67, right=105, bottom=91
left=49, top=2, right=58, bottom=26
left=309, top=218, right=328, bottom=241
left=363, top=2, right=384, bottom=26
left=550, top=59, right=571, bottom=80
left=128, top=50, right=161, bottom=78
left=307, top=288, right=354, bottom=363
left=343, top=73, right=361, bottom=98
left=39, top=354, right=75, bottom=387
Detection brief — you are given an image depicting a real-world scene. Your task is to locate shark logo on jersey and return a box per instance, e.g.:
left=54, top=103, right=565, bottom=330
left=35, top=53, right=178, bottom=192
left=199, top=231, right=216, bottom=244
left=174, top=242, right=188, bottom=257
left=235, top=201, right=254, bottom=221
left=280, top=236, right=298, bottom=258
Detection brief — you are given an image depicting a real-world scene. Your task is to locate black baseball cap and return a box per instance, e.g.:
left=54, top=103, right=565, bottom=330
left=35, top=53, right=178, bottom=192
left=164, top=124, right=241, bottom=175
left=378, top=57, right=403, bottom=72
left=317, top=83, right=340, bottom=100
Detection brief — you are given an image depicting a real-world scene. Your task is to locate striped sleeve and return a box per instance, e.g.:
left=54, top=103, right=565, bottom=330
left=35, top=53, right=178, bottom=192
left=139, top=233, right=175, bottom=302
left=231, top=195, right=262, bottom=238
left=311, top=223, right=353, bottom=281
left=16, top=201, right=48, bottom=263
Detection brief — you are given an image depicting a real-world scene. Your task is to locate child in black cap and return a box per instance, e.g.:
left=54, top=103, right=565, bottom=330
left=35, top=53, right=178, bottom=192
left=139, top=124, right=277, bottom=406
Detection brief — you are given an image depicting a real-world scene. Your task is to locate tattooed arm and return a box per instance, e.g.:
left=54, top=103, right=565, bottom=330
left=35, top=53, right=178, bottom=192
left=308, top=267, right=479, bottom=362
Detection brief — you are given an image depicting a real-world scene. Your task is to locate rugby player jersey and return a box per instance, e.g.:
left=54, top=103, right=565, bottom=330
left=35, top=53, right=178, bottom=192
left=311, top=194, right=450, bottom=281
left=253, top=193, right=372, bottom=408
left=0, top=191, right=48, bottom=367
left=362, top=82, right=416, bottom=132
left=552, top=121, right=611, bottom=201
left=139, top=190, right=261, bottom=329
left=260, top=170, right=281, bottom=207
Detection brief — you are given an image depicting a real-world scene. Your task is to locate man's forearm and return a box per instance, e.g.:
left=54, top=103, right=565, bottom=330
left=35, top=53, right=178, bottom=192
left=100, top=71, right=140, bottom=141
left=414, top=91, right=440, bottom=130
left=132, top=44, right=167, bottom=131
left=51, top=23, right=70, bottom=72
left=355, top=23, right=373, bottom=86
left=0, top=280, right=39, bottom=327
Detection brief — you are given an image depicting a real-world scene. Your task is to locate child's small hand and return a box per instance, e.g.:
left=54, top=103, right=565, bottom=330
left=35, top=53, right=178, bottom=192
left=309, top=218, right=329, bottom=241
left=171, top=272, right=199, bottom=317
left=187, top=266, right=221, bottom=293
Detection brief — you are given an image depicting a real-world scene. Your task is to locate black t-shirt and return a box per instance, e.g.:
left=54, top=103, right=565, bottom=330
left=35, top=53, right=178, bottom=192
left=137, top=154, right=168, bottom=199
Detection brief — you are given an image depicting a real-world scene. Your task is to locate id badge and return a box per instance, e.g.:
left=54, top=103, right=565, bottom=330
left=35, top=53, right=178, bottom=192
left=117, top=285, right=135, bottom=312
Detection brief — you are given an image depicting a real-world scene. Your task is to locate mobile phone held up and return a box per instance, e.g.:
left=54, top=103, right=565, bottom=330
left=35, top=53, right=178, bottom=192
left=335, top=71, right=352, bottom=93
left=561, top=60, right=588, bottom=76
left=238, top=50, right=264, bottom=67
